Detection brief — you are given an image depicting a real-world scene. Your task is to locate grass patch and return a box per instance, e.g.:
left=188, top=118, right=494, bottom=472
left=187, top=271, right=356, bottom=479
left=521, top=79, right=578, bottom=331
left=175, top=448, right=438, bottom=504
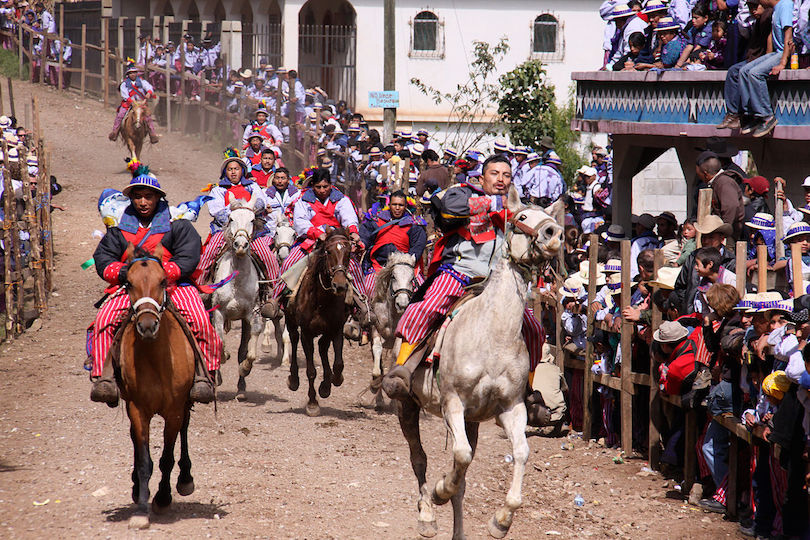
left=0, top=47, right=28, bottom=80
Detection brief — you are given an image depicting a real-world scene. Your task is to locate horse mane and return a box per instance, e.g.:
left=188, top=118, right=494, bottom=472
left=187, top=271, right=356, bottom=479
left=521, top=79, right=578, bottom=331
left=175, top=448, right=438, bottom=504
left=372, top=251, right=414, bottom=303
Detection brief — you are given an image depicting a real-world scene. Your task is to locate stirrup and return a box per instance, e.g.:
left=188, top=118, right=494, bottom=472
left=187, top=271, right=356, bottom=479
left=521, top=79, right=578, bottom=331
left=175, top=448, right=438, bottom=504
left=90, top=378, right=119, bottom=407
left=189, top=376, right=214, bottom=404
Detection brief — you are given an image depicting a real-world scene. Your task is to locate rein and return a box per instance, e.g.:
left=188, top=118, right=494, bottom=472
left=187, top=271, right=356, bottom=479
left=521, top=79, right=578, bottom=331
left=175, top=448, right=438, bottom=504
left=124, top=255, right=168, bottom=328
left=505, top=209, right=550, bottom=278
left=316, top=234, right=351, bottom=293
left=389, top=261, right=415, bottom=299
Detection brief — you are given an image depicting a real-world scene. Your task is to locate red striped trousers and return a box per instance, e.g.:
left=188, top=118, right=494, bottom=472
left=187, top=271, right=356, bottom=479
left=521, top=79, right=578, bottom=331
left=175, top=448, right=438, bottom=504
left=363, top=267, right=425, bottom=300
left=90, top=285, right=222, bottom=377
left=273, top=244, right=365, bottom=298
left=197, top=231, right=280, bottom=281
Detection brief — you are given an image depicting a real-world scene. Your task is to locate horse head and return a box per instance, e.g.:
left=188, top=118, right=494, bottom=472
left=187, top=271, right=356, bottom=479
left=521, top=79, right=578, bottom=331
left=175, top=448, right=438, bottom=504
left=505, top=185, right=562, bottom=266
left=227, top=194, right=259, bottom=257
left=319, top=227, right=351, bottom=295
left=386, top=252, right=417, bottom=313
left=124, top=243, right=167, bottom=341
left=274, top=213, right=295, bottom=263
left=132, top=100, right=147, bottom=130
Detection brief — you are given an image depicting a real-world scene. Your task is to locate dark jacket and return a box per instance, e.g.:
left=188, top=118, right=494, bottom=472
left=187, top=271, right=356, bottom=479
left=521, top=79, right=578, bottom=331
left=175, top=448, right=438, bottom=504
left=94, top=202, right=202, bottom=286
left=671, top=246, right=737, bottom=315
left=359, top=210, right=427, bottom=270
left=415, top=163, right=451, bottom=196
left=710, top=170, right=745, bottom=239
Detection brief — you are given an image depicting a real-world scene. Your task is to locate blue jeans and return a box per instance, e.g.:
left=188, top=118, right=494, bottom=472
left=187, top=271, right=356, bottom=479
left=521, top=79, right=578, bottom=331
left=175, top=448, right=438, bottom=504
left=723, top=60, right=746, bottom=114
left=701, top=419, right=730, bottom=487
left=739, top=52, right=782, bottom=119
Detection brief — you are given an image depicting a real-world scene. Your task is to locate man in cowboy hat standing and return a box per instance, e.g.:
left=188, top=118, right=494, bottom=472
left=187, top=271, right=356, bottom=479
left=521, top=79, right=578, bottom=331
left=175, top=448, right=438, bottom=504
left=696, top=150, right=745, bottom=239
left=670, top=215, right=736, bottom=314
left=89, top=167, right=219, bottom=406
left=109, top=63, right=159, bottom=144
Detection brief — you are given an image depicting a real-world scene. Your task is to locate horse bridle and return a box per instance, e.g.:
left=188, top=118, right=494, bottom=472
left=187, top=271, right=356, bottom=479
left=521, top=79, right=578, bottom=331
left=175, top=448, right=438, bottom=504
left=506, top=209, right=550, bottom=265
left=389, top=261, right=415, bottom=299
left=318, top=234, right=351, bottom=292
left=125, top=256, right=167, bottom=325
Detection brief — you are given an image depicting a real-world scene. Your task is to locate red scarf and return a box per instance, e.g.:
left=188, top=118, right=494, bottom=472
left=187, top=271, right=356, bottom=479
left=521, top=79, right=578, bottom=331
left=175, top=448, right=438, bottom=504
left=224, top=184, right=252, bottom=205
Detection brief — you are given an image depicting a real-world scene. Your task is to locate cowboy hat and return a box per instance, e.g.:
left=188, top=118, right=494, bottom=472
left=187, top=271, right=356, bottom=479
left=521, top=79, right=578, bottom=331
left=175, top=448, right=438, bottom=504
left=601, top=224, right=627, bottom=242
left=653, top=321, right=689, bottom=343
left=694, top=215, right=733, bottom=236
left=647, top=266, right=681, bottom=290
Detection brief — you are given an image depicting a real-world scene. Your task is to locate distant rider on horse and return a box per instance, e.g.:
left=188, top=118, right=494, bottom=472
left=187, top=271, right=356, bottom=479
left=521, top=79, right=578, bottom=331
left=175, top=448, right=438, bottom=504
left=108, top=62, right=159, bottom=144
left=89, top=167, right=220, bottom=405
left=241, top=107, right=283, bottom=149
left=194, top=150, right=279, bottom=282
left=359, top=190, right=427, bottom=294
left=265, top=166, right=298, bottom=218
left=382, top=155, right=549, bottom=423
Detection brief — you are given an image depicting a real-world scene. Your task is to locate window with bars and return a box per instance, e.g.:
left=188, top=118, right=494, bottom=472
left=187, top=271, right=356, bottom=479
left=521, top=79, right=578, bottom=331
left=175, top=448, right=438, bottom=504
left=531, top=14, right=565, bottom=61
left=410, top=10, right=444, bottom=58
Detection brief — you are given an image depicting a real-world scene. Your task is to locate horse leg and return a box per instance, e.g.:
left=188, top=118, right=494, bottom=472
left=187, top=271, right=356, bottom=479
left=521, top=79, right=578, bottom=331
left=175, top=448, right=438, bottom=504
left=152, top=412, right=182, bottom=514
left=331, top=331, right=344, bottom=387
left=450, top=421, right=479, bottom=540
left=433, top=394, right=472, bottom=506
left=287, top=321, right=300, bottom=391
left=371, top=327, right=383, bottom=381
left=277, top=316, right=289, bottom=366
left=488, top=403, right=530, bottom=539
left=237, top=315, right=257, bottom=383
left=127, top=403, right=152, bottom=529
left=397, top=399, right=437, bottom=538
left=211, top=309, right=228, bottom=364
left=261, top=320, right=273, bottom=352
left=301, top=330, right=319, bottom=416
left=317, top=334, right=332, bottom=399
left=176, top=405, right=195, bottom=496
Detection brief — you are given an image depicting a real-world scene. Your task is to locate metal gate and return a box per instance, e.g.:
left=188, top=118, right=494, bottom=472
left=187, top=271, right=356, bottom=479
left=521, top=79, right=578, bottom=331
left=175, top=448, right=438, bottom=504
left=298, top=24, right=356, bottom=108
left=242, top=22, right=282, bottom=71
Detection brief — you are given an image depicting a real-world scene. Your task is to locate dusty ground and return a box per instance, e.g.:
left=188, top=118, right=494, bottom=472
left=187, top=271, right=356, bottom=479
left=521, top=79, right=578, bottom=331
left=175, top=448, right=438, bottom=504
left=0, top=81, right=738, bottom=539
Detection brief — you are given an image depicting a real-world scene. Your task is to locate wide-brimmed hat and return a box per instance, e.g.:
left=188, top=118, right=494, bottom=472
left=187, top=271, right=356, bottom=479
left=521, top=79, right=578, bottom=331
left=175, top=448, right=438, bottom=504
left=602, top=224, right=627, bottom=242
left=653, top=321, right=689, bottom=343
left=411, top=143, right=425, bottom=157
left=399, top=127, right=413, bottom=138
left=538, top=136, right=554, bottom=149
left=560, top=277, right=584, bottom=299
left=607, top=273, right=636, bottom=294
left=577, top=165, right=597, bottom=177
left=526, top=152, right=541, bottom=163
left=694, top=215, right=733, bottom=236
left=734, top=293, right=759, bottom=313
left=238, top=68, right=252, bottom=78
left=697, top=137, right=739, bottom=158
left=573, top=260, right=606, bottom=287
left=570, top=192, right=585, bottom=205
left=633, top=213, right=656, bottom=230
left=604, top=259, right=622, bottom=274
left=512, top=146, right=529, bottom=156
left=123, top=162, right=165, bottom=197
left=657, top=211, right=678, bottom=226
left=642, top=0, right=668, bottom=14
left=754, top=291, right=791, bottom=313
left=746, top=212, right=775, bottom=231
left=369, top=147, right=382, bottom=157
left=444, top=147, right=458, bottom=158
left=609, top=3, right=634, bottom=19
left=655, top=17, right=680, bottom=32
left=648, top=266, right=681, bottom=290
left=592, top=146, right=608, bottom=157
left=0, top=115, right=11, bottom=129
left=493, top=138, right=509, bottom=152
left=544, top=151, right=562, bottom=166
left=784, top=221, right=810, bottom=242
left=416, top=129, right=429, bottom=137
left=798, top=205, right=810, bottom=217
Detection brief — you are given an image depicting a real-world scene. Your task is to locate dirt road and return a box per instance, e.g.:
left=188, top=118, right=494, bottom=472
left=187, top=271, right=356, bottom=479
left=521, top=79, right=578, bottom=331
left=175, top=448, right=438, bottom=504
left=0, top=81, right=734, bottom=539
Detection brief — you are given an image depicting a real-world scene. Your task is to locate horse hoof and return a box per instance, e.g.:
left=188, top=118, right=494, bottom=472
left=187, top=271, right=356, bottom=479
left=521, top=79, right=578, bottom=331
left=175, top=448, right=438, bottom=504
left=332, top=371, right=344, bottom=387
left=151, top=496, right=171, bottom=515
left=238, top=359, right=254, bottom=378
left=288, top=375, right=299, bottom=392
left=318, top=380, right=332, bottom=399
left=418, top=520, right=438, bottom=538
left=487, top=516, right=509, bottom=539
left=431, top=488, right=450, bottom=507
left=128, top=514, right=150, bottom=530
left=305, top=402, right=321, bottom=417
left=237, top=377, right=246, bottom=394
left=176, top=480, right=195, bottom=496
left=222, top=351, right=230, bottom=364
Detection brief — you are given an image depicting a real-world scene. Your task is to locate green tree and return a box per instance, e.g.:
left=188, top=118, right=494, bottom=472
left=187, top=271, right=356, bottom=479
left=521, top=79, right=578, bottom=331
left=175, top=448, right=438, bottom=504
left=498, top=61, right=586, bottom=184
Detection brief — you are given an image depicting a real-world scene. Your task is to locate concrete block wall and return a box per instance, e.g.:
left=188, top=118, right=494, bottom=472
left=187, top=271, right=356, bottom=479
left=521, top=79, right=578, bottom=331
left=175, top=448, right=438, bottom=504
left=632, top=148, right=688, bottom=223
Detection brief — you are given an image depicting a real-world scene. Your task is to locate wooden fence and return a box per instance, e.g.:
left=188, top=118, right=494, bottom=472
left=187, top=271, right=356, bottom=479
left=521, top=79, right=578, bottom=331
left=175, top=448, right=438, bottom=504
left=1, top=84, right=54, bottom=341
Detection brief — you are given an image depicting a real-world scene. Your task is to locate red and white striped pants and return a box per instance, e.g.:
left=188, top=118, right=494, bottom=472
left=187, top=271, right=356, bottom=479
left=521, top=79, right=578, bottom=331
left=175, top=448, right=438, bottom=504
left=89, top=285, right=222, bottom=377
left=273, top=244, right=366, bottom=298
left=196, top=232, right=279, bottom=281
left=396, top=271, right=543, bottom=369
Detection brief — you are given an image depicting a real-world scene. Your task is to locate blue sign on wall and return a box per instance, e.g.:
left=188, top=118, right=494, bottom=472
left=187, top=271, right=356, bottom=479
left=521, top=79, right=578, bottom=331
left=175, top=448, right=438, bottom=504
left=368, top=90, right=400, bottom=108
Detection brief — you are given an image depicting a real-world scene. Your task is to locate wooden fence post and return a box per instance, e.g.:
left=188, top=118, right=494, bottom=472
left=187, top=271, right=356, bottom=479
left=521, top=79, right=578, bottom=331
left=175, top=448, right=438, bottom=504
left=6, top=77, right=14, bottom=118
left=0, top=80, right=4, bottom=116
left=32, top=96, right=41, bottom=144
left=619, top=239, right=633, bottom=454
left=179, top=46, right=187, bottom=133
left=18, top=145, right=45, bottom=317
left=102, top=18, right=109, bottom=108
left=774, top=177, right=785, bottom=260
left=736, top=241, right=747, bottom=297
left=57, top=5, right=64, bottom=91
left=2, top=162, right=15, bottom=337
left=80, top=25, right=86, bottom=98
left=17, top=23, right=22, bottom=79
left=696, top=188, right=712, bottom=245
left=757, top=243, right=767, bottom=292
left=648, top=249, right=663, bottom=469
left=39, top=141, right=53, bottom=289
left=38, top=29, right=46, bottom=86
left=792, top=242, right=804, bottom=297
left=583, top=233, right=598, bottom=439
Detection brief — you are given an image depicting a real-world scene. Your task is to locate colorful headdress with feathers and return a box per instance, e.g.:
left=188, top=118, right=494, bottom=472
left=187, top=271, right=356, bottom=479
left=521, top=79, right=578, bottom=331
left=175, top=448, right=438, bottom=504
left=220, top=147, right=247, bottom=178
left=123, top=159, right=164, bottom=196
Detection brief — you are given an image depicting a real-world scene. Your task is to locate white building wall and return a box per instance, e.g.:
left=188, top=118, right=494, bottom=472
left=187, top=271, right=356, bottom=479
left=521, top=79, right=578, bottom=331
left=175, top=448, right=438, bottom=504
left=633, top=149, right=688, bottom=223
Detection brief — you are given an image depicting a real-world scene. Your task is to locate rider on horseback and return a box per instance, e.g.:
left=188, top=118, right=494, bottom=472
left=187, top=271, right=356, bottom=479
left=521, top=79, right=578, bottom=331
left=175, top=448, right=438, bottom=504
left=108, top=62, right=159, bottom=144
left=265, top=167, right=298, bottom=218
left=382, top=155, right=551, bottom=425
left=359, top=190, right=427, bottom=295
left=241, top=107, right=283, bottom=149
left=195, top=150, right=279, bottom=282
left=89, top=167, right=220, bottom=405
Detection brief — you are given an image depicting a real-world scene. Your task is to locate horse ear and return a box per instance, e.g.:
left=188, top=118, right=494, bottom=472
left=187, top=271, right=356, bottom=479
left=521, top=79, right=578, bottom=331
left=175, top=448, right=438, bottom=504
left=152, top=242, right=164, bottom=262
left=124, top=243, right=135, bottom=263
left=506, top=184, right=522, bottom=213
left=248, top=190, right=259, bottom=210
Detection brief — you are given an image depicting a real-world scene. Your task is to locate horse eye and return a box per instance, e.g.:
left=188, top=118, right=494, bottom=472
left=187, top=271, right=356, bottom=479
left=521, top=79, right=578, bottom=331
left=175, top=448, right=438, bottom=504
left=519, top=214, right=527, bottom=221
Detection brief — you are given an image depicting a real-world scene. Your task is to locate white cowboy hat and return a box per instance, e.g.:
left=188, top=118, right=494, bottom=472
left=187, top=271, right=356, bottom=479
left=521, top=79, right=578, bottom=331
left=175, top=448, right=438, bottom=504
left=647, top=266, right=681, bottom=290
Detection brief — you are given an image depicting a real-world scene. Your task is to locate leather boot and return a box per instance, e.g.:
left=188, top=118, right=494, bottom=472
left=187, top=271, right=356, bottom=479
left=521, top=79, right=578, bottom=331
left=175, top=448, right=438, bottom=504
left=189, top=361, right=215, bottom=404
left=108, top=131, right=118, bottom=141
left=261, top=297, right=282, bottom=320
left=525, top=390, right=553, bottom=427
left=90, top=360, right=119, bottom=407
left=381, top=341, right=418, bottom=401
left=149, top=134, right=160, bottom=144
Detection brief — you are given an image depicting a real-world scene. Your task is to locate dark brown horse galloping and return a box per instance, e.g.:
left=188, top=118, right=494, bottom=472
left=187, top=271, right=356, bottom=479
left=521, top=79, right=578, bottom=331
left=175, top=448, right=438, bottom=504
left=117, top=245, right=198, bottom=529
left=284, top=228, right=352, bottom=416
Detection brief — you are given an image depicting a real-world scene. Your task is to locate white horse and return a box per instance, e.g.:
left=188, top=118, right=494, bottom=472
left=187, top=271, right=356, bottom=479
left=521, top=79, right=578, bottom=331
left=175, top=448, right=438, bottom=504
left=210, top=194, right=264, bottom=394
left=369, top=252, right=417, bottom=390
left=396, top=187, right=562, bottom=539
left=262, top=213, right=296, bottom=363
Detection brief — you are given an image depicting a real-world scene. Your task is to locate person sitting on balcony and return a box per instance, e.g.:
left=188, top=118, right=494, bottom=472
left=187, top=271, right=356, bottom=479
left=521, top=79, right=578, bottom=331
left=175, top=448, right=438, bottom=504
left=612, top=31, right=653, bottom=70
left=606, top=3, right=650, bottom=70
left=717, top=0, right=792, bottom=138
left=674, top=2, right=713, bottom=69
left=653, top=17, right=688, bottom=69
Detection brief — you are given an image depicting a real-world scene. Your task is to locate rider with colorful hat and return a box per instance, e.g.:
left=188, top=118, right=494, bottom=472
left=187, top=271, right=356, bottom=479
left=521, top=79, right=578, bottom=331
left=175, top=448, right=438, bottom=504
left=88, top=163, right=220, bottom=406
left=109, top=61, right=159, bottom=144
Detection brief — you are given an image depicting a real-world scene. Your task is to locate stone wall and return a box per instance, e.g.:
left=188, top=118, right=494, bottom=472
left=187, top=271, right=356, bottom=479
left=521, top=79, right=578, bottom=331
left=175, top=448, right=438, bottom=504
left=633, top=148, right=688, bottom=223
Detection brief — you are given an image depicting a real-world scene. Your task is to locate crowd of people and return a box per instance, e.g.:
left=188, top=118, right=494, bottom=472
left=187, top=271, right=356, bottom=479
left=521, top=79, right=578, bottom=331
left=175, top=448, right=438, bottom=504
left=601, top=0, right=809, bottom=137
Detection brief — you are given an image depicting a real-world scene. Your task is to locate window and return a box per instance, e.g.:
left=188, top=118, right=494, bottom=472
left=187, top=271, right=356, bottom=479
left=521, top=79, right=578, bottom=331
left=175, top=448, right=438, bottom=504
left=531, top=14, right=565, bottom=61
left=410, top=10, right=444, bottom=58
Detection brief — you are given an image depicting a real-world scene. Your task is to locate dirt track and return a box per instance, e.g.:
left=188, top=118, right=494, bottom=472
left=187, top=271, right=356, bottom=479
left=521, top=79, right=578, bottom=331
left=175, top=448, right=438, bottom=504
left=0, top=81, right=736, bottom=539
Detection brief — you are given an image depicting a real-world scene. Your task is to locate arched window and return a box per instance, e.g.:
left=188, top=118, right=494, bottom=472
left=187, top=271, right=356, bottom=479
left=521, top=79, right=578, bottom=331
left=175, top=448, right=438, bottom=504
left=413, top=11, right=438, bottom=51
left=533, top=14, right=558, bottom=53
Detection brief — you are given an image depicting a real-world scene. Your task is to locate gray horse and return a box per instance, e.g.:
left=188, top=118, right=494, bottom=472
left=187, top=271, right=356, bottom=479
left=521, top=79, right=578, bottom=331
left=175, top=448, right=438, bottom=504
left=396, top=187, right=562, bottom=539
left=262, top=213, right=296, bottom=362
left=369, top=252, right=417, bottom=390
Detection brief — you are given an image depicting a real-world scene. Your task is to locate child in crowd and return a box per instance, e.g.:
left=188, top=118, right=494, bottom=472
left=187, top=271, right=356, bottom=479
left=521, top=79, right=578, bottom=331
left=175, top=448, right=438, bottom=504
left=675, top=3, right=712, bottom=68
left=654, top=17, right=688, bottom=68
left=693, top=247, right=737, bottom=314
left=685, top=50, right=708, bottom=70
left=781, top=221, right=810, bottom=286
left=676, top=219, right=697, bottom=266
left=744, top=213, right=777, bottom=275
left=702, top=20, right=728, bottom=70
left=613, top=31, right=651, bottom=71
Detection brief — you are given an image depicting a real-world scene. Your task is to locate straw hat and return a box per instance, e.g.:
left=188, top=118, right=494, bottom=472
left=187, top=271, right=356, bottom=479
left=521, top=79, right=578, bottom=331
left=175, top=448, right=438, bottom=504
left=493, top=138, right=509, bottom=152
left=653, top=321, right=689, bottom=343
left=512, top=146, right=528, bottom=156
left=655, top=17, right=681, bottom=32
left=544, top=151, right=562, bottom=166
left=576, top=165, right=597, bottom=177
left=604, top=259, right=622, bottom=274
left=753, top=291, right=791, bottom=313
left=734, top=293, right=759, bottom=313
left=648, top=266, right=681, bottom=290
left=560, top=277, right=585, bottom=299
left=410, top=143, right=425, bottom=157
left=745, top=213, right=775, bottom=231
left=0, top=115, right=11, bottom=129
left=444, top=147, right=458, bottom=158
left=607, top=273, right=636, bottom=294
left=694, top=215, right=733, bottom=236
left=609, top=3, right=634, bottom=19
left=573, top=260, right=606, bottom=287
left=642, top=0, right=668, bottom=14
left=784, top=221, right=810, bottom=242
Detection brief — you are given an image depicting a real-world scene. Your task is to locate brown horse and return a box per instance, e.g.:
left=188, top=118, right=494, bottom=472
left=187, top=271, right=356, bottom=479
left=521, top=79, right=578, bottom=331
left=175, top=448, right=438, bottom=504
left=121, top=100, right=151, bottom=163
left=284, top=228, right=352, bottom=416
left=117, top=244, right=197, bottom=529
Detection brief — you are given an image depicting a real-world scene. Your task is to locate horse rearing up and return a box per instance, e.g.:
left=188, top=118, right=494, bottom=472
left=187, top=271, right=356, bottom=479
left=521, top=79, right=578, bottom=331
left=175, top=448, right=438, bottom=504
left=121, top=100, right=152, bottom=163
left=117, top=245, right=198, bottom=529
left=284, top=227, right=352, bottom=416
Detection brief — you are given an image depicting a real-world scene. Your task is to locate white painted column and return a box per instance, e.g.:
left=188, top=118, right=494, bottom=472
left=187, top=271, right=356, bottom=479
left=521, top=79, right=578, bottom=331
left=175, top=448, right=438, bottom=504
left=281, top=1, right=302, bottom=70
